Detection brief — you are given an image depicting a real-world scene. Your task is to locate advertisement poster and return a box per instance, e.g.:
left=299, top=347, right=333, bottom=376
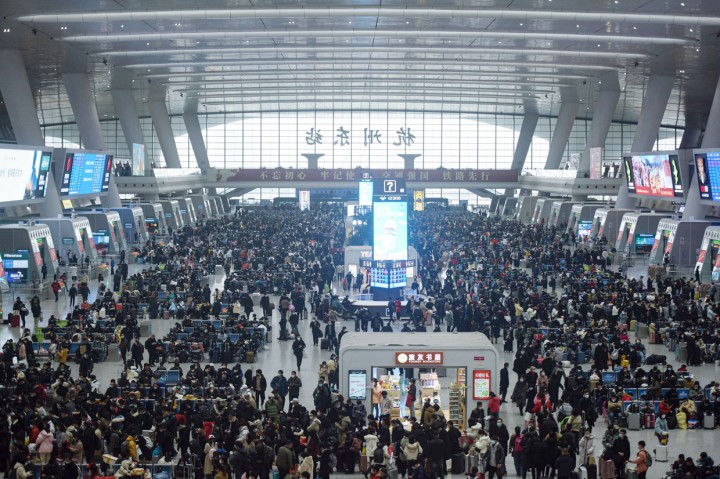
left=373, top=201, right=408, bottom=261
left=413, top=190, right=425, bottom=211
left=299, top=190, right=311, bottom=211
left=348, top=370, right=367, bottom=400
left=132, top=143, right=146, bottom=176
left=0, top=148, right=51, bottom=203
left=630, top=154, right=682, bottom=198
left=472, top=370, right=491, bottom=400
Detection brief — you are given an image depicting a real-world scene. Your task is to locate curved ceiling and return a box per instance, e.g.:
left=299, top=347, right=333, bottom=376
left=1, top=1, right=719, bottom=128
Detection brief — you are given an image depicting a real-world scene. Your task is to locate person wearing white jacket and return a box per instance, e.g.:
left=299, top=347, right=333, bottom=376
left=578, top=430, right=595, bottom=467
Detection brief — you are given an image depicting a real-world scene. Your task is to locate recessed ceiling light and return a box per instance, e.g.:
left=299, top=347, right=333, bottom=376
left=120, top=24, right=124, bottom=28
left=146, top=42, right=150, bottom=45
left=519, top=23, right=523, bottom=26
left=598, top=44, right=601, bottom=47
left=633, top=26, right=637, bottom=30
left=348, top=21, right=352, bottom=24
left=406, top=21, right=410, bottom=24
left=689, top=28, right=693, bottom=32
left=576, top=25, right=580, bottom=28
left=147, top=68, right=151, bottom=71
left=680, top=2, right=685, bottom=5
left=2, top=28, right=9, bottom=33
left=680, top=69, right=685, bottom=73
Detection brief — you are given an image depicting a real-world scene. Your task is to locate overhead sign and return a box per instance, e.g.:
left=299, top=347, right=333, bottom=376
left=215, top=168, right=519, bottom=184
left=395, top=352, right=443, bottom=365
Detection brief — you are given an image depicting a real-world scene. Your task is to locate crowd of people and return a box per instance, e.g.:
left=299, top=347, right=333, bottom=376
left=1, top=204, right=720, bottom=479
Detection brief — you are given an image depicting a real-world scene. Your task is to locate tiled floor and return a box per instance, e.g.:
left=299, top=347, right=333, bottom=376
left=2, top=264, right=719, bottom=479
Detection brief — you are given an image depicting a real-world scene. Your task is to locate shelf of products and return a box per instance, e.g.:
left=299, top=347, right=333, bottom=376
left=448, top=384, right=465, bottom=425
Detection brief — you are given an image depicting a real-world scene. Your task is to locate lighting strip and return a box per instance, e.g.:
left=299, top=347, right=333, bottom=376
left=15, top=7, right=720, bottom=28
left=176, top=86, right=554, bottom=95
left=198, top=98, right=527, bottom=107
left=122, top=58, right=619, bottom=71
left=163, top=78, right=569, bottom=88
left=141, top=69, right=590, bottom=80
left=59, top=29, right=689, bottom=45
left=185, top=89, right=542, bottom=99
left=97, top=45, right=648, bottom=60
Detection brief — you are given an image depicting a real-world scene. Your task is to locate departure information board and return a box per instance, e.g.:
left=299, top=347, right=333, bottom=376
left=59, top=152, right=113, bottom=196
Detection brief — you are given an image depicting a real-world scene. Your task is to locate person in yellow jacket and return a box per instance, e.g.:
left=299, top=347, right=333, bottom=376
left=57, top=345, right=69, bottom=365
left=123, top=434, right=138, bottom=462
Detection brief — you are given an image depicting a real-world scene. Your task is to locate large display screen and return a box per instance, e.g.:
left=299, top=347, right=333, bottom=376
left=358, top=180, right=373, bottom=206
left=3, top=252, right=29, bottom=284
left=59, top=152, right=113, bottom=196
left=373, top=201, right=408, bottom=261
left=0, top=147, right=51, bottom=203
left=694, top=151, right=720, bottom=201
left=132, top=143, right=145, bottom=176
left=623, top=152, right=683, bottom=198
left=577, top=221, right=592, bottom=239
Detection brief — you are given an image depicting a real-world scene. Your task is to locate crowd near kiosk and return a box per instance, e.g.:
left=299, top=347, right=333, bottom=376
left=339, top=332, right=499, bottom=428
left=591, top=208, right=632, bottom=242
left=189, top=195, right=212, bottom=220
left=567, top=204, right=604, bottom=239
left=615, top=212, right=670, bottom=255
left=648, top=219, right=712, bottom=274
left=176, top=198, right=197, bottom=226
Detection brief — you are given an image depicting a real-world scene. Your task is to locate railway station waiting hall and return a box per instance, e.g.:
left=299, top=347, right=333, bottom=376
left=1, top=2, right=720, bottom=479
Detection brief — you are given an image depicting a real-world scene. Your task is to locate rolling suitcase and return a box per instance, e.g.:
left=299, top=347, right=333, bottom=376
left=704, top=412, right=716, bottom=429
left=577, top=466, right=586, bottom=479
left=654, top=445, right=669, bottom=462
left=10, top=314, right=20, bottom=328
left=387, top=465, right=399, bottom=479
left=628, top=412, right=641, bottom=431
left=245, top=351, right=255, bottom=363
left=643, top=413, right=655, bottom=429
left=599, top=459, right=615, bottom=479
left=163, top=310, right=170, bottom=320
left=320, top=338, right=330, bottom=350
left=451, top=453, right=465, bottom=474
left=625, top=464, right=638, bottom=479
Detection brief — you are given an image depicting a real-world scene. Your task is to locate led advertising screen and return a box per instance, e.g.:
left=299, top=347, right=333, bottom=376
left=0, top=147, right=51, bottom=203
left=358, top=180, right=373, bottom=206
left=577, top=221, right=592, bottom=239
left=348, top=370, right=367, bottom=400
left=132, top=143, right=145, bottom=176
left=694, top=151, right=720, bottom=201
left=373, top=200, right=408, bottom=261
left=623, top=152, right=683, bottom=198
left=59, top=151, right=113, bottom=196
left=3, top=252, right=29, bottom=284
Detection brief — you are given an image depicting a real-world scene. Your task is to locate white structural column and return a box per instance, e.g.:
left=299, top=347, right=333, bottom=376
left=505, top=101, right=539, bottom=195
left=573, top=73, right=621, bottom=201
left=616, top=73, right=675, bottom=209
left=183, top=97, right=211, bottom=171
left=0, top=49, right=45, bottom=146
left=111, top=69, right=147, bottom=167
left=63, top=73, right=106, bottom=150
left=544, top=87, right=579, bottom=170
left=512, top=101, right=539, bottom=171
left=684, top=75, right=720, bottom=220
left=577, top=72, right=621, bottom=176
left=148, top=83, right=182, bottom=168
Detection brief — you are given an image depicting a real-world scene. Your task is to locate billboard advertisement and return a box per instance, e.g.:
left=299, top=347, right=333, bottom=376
left=0, top=147, right=51, bottom=203
left=373, top=200, right=408, bottom=261
left=132, top=143, right=145, bottom=176
left=623, top=152, right=683, bottom=198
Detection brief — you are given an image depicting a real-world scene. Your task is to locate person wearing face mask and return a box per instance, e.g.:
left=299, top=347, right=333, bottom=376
left=492, top=419, right=509, bottom=459
left=577, top=429, right=595, bottom=467
left=611, top=428, right=631, bottom=473
left=313, top=378, right=332, bottom=412
left=510, top=376, right=528, bottom=416
left=485, top=435, right=506, bottom=479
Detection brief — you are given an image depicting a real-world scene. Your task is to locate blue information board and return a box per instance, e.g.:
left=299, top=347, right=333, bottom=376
left=59, top=152, right=113, bottom=196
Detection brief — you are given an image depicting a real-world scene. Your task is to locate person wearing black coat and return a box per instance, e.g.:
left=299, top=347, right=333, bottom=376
left=500, top=363, right=510, bottom=402
left=612, top=429, right=631, bottom=472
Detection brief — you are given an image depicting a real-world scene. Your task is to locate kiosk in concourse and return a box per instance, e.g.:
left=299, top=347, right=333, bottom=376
left=0, top=224, right=60, bottom=283
left=548, top=201, right=577, bottom=228
left=176, top=198, right=197, bottom=226
left=139, top=203, right=168, bottom=235
left=532, top=198, right=555, bottom=224
left=517, top=196, right=540, bottom=224
left=76, top=211, right=128, bottom=256
left=111, top=207, right=148, bottom=243
left=189, top=195, right=212, bottom=219
left=590, top=208, right=632, bottom=241
left=694, top=227, right=720, bottom=282
left=158, top=200, right=184, bottom=231
left=207, top=197, right=220, bottom=217
left=615, top=212, right=670, bottom=254
left=339, top=332, right=498, bottom=427
left=501, top=197, right=517, bottom=218
left=648, top=219, right=711, bottom=273
left=40, top=217, right=98, bottom=265
left=566, top=204, right=604, bottom=237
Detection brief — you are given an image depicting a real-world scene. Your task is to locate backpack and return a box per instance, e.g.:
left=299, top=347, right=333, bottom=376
left=373, top=447, right=384, bottom=464
left=513, top=435, right=524, bottom=454
left=644, top=450, right=652, bottom=467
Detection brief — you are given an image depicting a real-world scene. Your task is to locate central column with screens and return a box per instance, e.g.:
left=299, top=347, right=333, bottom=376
left=371, top=178, right=408, bottom=298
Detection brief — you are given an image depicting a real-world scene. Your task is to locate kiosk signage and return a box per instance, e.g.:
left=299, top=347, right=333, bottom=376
left=395, top=352, right=443, bottom=365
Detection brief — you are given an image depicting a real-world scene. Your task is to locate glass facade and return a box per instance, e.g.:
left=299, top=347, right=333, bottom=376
left=40, top=111, right=684, bottom=203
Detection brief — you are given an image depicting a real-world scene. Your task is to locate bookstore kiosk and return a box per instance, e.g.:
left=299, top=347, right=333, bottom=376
left=339, top=332, right=498, bottom=429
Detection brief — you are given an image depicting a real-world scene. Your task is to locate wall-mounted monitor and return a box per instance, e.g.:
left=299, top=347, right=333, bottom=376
left=0, top=146, right=52, bottom=204
left=59, top=151, right=113, bottom=196
left=694, top=150, right=720, bottom=202
left=373, top=199, right=408, bottom=261
left=623, top=152, right=683, bottom=198
left=132, top=143, right=145, bottom=176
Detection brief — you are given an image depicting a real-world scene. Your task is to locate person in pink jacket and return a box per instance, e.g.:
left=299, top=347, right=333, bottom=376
left=35, top=425, right=55, bottom=465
